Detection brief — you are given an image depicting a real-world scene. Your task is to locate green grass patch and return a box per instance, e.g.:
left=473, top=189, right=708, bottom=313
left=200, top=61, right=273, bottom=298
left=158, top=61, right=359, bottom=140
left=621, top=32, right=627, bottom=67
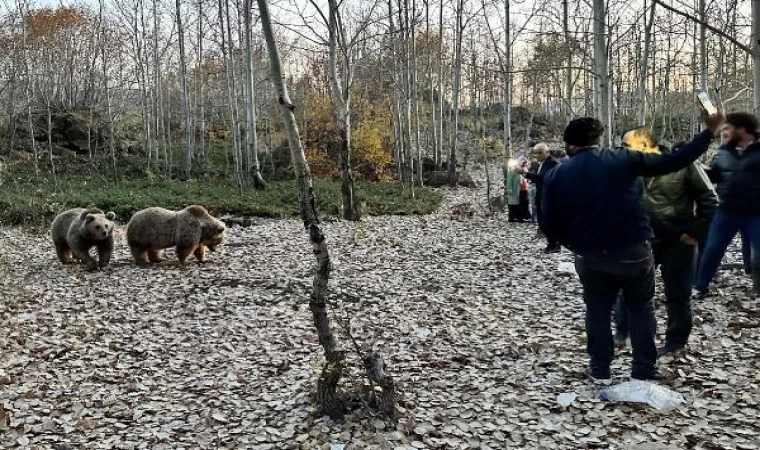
left=0, top=158, right=442, bottom=227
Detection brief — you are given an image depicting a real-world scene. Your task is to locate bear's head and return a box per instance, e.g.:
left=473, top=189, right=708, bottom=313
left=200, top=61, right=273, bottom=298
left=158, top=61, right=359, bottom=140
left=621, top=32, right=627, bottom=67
left=80, top=209, right=116, bottom=240
left=201, top=219, right=226, bottom=252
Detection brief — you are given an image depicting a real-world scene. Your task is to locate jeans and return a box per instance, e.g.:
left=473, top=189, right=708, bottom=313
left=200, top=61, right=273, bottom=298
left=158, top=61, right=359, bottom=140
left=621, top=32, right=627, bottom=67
left=694, top=210, right=760, bottom=293
left=529, top=184, right=537, bottom=223
left=614, top=239, right=695, bottom=348
left=575, top=242, right=658, bottom=378
left=741, top=230, right=753, bottom=275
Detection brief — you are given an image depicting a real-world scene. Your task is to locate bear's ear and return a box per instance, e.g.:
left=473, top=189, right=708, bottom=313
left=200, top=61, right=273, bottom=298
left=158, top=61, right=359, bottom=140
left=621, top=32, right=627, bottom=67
left=85, top=214, right=95, bottom=222
left=106, top=212, right=116, bottom=220
left=79, top=210, right=91, bottom=221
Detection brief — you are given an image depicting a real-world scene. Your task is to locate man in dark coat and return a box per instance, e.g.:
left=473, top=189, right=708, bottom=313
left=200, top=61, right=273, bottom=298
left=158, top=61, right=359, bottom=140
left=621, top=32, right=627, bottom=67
left=542, top=112, right=723, bottom=382
left=695, top=112, right=760, bottom=297
left=515, top=143, right=560, bottom=253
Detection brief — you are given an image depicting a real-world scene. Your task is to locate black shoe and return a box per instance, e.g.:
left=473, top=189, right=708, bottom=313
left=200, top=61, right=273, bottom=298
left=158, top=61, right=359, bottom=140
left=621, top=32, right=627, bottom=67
left=631, top=368, right=676, bottom=382
left=657, top=344, right=685, bottom=358
left=584, top=367, right=612, bottom=385
left=614, top=334, right=629, bottom=349
left=544, top=245, right=561, bottom=254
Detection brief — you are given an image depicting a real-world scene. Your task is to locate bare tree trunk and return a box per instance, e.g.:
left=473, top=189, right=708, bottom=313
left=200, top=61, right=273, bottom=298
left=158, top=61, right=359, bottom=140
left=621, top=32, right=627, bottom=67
left=102, top=44, right=117, bottom=180
left=752, top=0, right=760, bottom=115
left=425, top=0, right=437, bottom=169
left=327, top=0, right=359, bottom=220
left=504, top=0, right=511, bottom=158
left=244, top=0, right=267, bottom=189
left=637, top=0, right=655, bottom=126
left=563, top=0, right=573, bottom=120
left=176, top=0, right=194, bottom=180
left=448, top=0, right=464, bottom=185
left=219, top=0, right=243, bottom=190
left=19, top=0, right=38, bottom=175
left=45, top=98, right=58, bottom=186
left=593, top=0, right=610, bottom=147
left=256, top=0, right=396, bottom=418
left=197, top=0, right=206, bottom=166
left=699, top=0, right=707, bottom=91
left=411, top=0, right=423, bottom=187
left=437, top=0, right=444, bottom=168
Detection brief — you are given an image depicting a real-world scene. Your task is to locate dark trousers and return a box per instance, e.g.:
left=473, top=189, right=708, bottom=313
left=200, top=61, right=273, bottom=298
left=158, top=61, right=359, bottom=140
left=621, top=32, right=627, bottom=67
left=695, top=210, right=760, bottom=293
left=535, top=196, right=559, bottom=248
left=575, top=242, right=657, bottom=378
left=614, top=239, right=695, bottom=348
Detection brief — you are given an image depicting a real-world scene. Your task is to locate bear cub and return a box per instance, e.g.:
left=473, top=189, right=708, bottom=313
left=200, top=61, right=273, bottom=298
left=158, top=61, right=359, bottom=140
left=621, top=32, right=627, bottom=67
left=126, top=205, right=225, bottom=265
left=51, top=208, right=116, bottom=271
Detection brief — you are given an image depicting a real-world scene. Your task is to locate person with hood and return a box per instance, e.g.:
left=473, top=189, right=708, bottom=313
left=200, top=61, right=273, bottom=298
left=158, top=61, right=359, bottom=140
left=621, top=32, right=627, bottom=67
left=694, top=112, right=760, bottom=298
left=612, top=127, right=718, bottom=357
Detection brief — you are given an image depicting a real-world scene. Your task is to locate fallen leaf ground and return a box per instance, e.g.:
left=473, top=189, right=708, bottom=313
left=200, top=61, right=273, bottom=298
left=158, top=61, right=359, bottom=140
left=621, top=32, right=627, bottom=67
left=1, top=174, right=758, bottom=450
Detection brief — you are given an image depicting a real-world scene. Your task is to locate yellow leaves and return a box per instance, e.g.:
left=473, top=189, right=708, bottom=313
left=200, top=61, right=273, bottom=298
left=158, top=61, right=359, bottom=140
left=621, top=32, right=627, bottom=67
left=305, top=148, right=339, bottom=180
left=352, top=121, right=393, bottom=182
left=26, top=7, right=89, bottom=39
left=303, top=92, right=393, bottom=181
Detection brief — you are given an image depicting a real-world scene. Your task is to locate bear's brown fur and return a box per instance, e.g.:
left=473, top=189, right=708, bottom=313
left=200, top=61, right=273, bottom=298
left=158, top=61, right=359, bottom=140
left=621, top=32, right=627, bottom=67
left=51, top=208, right=116, bottom=270
left=126, top=205, right=225, bottom=265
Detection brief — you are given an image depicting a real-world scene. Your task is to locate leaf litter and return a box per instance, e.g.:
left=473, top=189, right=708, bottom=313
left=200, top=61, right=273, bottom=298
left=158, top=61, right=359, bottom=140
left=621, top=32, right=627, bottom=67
left=0, top=169, right=758, bottom=449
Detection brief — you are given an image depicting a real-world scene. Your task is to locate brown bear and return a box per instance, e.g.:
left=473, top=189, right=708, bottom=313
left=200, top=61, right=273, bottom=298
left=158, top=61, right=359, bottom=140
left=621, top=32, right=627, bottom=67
left=51, top=208, right=116, bottom=271
left=126, top=205, right=225, bottom=265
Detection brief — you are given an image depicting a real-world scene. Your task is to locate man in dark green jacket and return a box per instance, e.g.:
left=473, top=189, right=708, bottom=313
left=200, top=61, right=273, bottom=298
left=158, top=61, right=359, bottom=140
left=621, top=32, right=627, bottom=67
left=614, top=128, right=718, bottom=356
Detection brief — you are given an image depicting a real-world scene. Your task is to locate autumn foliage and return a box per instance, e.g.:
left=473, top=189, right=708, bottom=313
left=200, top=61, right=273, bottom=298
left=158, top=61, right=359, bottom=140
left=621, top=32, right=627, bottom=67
left=303, top=92, right=393, bottom=181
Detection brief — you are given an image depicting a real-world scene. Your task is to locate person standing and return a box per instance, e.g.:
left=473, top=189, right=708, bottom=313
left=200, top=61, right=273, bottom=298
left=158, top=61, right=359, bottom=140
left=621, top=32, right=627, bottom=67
left=542, top=111, right=723, bottom=382
left=612, top=127, right=718, bottom=356
left=504, top=158, right=522, bottom=222
left=515, top=143, right=560, bottom=253
left=694, top=112, right=760, bottom=298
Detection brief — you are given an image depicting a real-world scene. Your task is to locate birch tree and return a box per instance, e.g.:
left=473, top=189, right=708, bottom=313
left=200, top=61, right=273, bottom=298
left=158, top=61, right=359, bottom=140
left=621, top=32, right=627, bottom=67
left=176, top=0, right=194, bottom=179
left=256, top=0, right=397, bottom=418
left=593, top=0, right=610, bottom=146
left=243, top=0, right=267, bottom=189
left=447, top=0, right=465, bottom=185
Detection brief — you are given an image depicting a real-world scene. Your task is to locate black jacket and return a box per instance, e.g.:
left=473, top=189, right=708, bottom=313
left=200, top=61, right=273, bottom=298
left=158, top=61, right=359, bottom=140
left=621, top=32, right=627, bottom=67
left=524, top=156, right=559, bottom=204
left=542, top=130, right=715, bottom=254
left=705, top=142, right=760, bottom=215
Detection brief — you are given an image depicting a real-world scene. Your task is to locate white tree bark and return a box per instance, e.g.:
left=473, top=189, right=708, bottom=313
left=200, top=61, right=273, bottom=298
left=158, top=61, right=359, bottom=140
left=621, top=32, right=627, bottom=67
left=752, top=0, right=760, bottom=115
left=218, top=0, right=243, bottom=189
left=593, top=0, right=610, bottom=147
left=244, top=0, right=266, bottom=188
left=176, top=0, right=194, bottom=179
left=256, top=0, right=396, bottom=418
left=447, top=0, right=464, bottom=184
left=327, top=0, right=359, bottom=220
left=637, top=0, right=655, bottom=126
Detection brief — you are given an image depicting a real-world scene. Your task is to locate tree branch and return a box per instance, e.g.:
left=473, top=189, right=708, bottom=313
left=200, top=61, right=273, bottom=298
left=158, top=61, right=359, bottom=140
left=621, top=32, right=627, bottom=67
left=653, top=0, right=753, bottom=55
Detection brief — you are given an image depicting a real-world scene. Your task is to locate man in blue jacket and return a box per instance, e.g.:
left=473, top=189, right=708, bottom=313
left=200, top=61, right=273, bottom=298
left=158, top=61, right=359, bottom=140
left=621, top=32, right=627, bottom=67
left=694, top=112, right=760, bottom=297
left=542, top=112, right=723, bottom=382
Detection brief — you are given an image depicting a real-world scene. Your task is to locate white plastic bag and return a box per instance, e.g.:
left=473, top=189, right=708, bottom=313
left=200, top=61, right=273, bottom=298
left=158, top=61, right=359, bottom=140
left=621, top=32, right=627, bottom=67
left=599, top=380, right=684, bottom=412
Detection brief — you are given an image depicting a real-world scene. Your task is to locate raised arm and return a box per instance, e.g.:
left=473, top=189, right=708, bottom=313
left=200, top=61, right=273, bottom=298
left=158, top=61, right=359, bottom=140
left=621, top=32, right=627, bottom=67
left=626, top=130, right=714, bottom=177
left=626, top=111, right=723, bottom=177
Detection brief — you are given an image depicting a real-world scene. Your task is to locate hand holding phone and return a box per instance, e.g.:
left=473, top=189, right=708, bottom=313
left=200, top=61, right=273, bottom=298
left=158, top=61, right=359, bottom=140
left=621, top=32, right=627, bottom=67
left=697, top=91, right=718, bottom=116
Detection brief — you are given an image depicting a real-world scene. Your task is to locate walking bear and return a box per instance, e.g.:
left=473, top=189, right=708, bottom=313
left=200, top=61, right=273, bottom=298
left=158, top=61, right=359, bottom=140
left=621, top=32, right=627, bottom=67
left=51, top=208, right=116, bottom=271
left=126, top=205, right=225, bottom=265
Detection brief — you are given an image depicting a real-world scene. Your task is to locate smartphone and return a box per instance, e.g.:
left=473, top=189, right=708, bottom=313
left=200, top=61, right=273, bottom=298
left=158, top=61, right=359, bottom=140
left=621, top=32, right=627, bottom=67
left=697, top=91, right=718, bottom=115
